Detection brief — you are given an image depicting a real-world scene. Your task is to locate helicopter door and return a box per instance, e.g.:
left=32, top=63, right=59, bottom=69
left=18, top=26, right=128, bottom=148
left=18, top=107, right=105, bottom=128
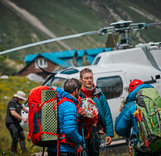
left=95, top=72, right=128, bottom=123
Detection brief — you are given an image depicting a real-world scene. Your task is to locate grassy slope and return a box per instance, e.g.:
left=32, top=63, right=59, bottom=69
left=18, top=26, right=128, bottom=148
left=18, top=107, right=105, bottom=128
left=116, top=0, right=161, bottom=43
left=0, top=1, right=68, bottom=61
left=0, top=76, right=41, bottom=155
left=124, top=0, right=161, bottom=18
left=11, top=0, right=107, bottom=48
left=0, top=0, right=107, bottom=61
left=0, top=0, right=161, bottom=62
left=101, top=0, right=161, bottom=44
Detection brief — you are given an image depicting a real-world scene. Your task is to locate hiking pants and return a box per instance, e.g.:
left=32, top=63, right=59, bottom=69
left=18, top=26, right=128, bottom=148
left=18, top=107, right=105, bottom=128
left=85, top=137, right=100, bottom=156
left=6, top=123, right=27, bottom=152
left=85, top=126, right=101, bottom=156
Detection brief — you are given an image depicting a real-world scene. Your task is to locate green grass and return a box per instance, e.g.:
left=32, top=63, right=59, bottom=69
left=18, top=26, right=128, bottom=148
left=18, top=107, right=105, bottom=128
left=0, top=76, right=42, bottom=155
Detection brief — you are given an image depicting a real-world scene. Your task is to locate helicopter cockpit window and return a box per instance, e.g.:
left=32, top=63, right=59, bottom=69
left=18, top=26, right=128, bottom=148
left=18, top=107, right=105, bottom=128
left=96, top=76, right=123, bottom=99
left=51, top=77, right=67, bottom=89
left=93, top=56, right=101, bottom=65
left=60, top=68, right=79, bottom=75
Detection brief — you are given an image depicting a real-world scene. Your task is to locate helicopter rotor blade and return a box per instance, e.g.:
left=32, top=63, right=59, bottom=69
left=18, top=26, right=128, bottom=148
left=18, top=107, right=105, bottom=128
left=1, top=20, right=161, bottom=55
left=147, top=22, right=161, bottom=27
left=0, top=30, right=99, bottom=55
left=131, top=22, right=161, bottom=30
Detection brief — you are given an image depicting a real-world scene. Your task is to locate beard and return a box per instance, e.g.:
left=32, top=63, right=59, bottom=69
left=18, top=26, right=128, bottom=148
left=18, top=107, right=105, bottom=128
left=75, top=92, right=80, bottom=99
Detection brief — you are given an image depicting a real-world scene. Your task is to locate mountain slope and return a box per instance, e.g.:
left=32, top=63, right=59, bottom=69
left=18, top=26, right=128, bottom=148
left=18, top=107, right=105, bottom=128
left=0, top=0, right=161, bottom=61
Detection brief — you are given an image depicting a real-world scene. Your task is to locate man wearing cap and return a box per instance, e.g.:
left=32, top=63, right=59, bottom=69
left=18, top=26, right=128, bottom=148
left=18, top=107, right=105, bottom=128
left=5, top=91, right=28, bottom=153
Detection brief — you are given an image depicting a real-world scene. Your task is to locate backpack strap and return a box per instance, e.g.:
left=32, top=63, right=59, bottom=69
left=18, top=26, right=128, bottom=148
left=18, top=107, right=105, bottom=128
left=96, top=94, right=100, bottom=99
left=39, top=96, right=58, bottom=109
left=58, top=98, right=74, bottom=106
left=59, top=134, right=75, bottom=147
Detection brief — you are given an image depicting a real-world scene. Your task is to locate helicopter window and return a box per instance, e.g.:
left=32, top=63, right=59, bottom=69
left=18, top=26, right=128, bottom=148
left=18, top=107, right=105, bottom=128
left=60, top=68, right=79, bottom=75
left=93, top=57, right=101, bottom=65
left=51, top=77, right=67, bottom=89
left=96, top=76, right=123, bottom=99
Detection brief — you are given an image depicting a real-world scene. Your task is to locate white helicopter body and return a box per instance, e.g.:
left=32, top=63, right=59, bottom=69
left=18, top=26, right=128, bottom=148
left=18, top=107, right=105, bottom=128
left=21, top=41, right=161, bottom=134
left=20, top=42, right=161, bottom=149
left=48, top=42, right=161, bottom=125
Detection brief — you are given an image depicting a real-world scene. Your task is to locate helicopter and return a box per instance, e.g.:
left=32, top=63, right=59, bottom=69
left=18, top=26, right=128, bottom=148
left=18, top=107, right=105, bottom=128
left=1, top=20, right=161, bottom=149
left=16, top=20, right=161, bottom=116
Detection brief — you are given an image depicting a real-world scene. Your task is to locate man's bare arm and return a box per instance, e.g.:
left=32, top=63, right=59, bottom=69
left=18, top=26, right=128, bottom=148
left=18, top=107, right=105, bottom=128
left=10, top=110, right=27, bottom=122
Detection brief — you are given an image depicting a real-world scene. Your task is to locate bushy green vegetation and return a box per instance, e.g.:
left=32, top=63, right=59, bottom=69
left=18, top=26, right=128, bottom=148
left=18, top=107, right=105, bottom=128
left=0, top=76, right=42, bottom=155
left=0, top=56, right=17, bottom=76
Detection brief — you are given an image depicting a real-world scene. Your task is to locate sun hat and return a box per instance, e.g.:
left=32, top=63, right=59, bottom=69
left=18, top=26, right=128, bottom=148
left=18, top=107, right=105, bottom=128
left=13, top=91, right=26, bottom=101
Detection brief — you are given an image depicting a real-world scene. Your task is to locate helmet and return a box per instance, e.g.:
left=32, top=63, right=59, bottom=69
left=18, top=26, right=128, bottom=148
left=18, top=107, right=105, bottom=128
left=82, top=98, right=98, bottom=118
left=129, top=79, right=143, bottom=92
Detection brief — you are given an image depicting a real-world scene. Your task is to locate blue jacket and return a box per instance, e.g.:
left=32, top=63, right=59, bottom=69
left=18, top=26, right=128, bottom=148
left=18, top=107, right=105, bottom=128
left=115, top=84, right=153, bottom=139
left=80, top=86, right=114, bottom=137
left=48, top=88, right=82, bottom=154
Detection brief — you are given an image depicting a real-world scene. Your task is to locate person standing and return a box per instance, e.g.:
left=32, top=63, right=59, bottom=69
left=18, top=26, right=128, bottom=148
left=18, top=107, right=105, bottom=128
left=48, top=78, right=83, bottom=156
left=79, top=68, right=114, bottom=156
left=115, top=79, right=161, bottom=156
left=5, top=91, right=28, bottom=153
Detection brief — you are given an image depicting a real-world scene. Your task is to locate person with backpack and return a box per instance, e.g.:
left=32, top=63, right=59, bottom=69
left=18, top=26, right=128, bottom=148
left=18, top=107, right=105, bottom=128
left=78, top=68, right=114, bottom=156
left=5, top=91, right=28, bottom=153
left=115, top=79, right=161, bottom=156
left=47, top=78, right=83, bottom=156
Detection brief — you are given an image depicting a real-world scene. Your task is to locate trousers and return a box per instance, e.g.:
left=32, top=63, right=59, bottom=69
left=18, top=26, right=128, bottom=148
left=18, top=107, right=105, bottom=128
left=6, top=123, right=27, bottom=152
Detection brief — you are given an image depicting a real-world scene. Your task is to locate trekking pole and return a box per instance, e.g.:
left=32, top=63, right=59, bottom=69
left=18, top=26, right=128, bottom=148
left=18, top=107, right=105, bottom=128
left=133, top=110, right=149, bottom=147
left=82, top=125, right=87, bottom=156
left=129, top=140, right=134, bottom=156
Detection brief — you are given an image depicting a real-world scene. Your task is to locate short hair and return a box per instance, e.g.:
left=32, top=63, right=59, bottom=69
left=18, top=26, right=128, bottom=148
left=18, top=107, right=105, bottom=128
left=64, top=78, right=82, bottom=93
left=80, top=68, right=93, bottom=78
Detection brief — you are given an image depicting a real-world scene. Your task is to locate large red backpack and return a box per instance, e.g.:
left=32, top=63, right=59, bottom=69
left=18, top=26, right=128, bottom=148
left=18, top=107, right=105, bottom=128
left=28, top=86, right=76, bottom=156
left=28, top=86, right=58, bottom=147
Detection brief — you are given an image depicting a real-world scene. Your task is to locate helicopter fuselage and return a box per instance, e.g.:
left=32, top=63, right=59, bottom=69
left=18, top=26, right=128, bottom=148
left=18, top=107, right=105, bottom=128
left=21, top=42, right=161, bottom=147
left=46, top=42, right=161, bottom=125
